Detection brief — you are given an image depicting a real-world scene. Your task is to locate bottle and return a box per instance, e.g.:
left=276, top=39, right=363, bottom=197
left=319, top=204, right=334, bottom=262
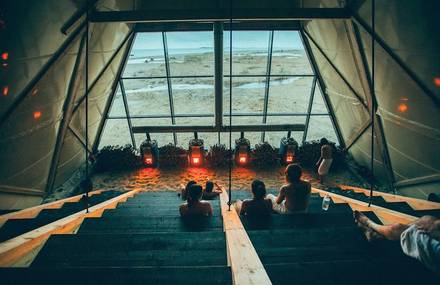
left=322, top=195, right=331, bottom=211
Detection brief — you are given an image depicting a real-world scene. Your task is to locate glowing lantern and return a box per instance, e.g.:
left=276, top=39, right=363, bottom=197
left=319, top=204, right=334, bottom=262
left=279, top=133, right=298, bottom=165
left=33, top=111, right=42, bottom=119
left=188, top=134, right=204, bottom=167
left=140, top=134, right=159, bottom=167
left=434, top=78, right=440, bottom=87
left=2, top=86, right=8, bottom=96
left=235, top=133, right=251, bottom=166
left=1, top=52, right=8, bottom=60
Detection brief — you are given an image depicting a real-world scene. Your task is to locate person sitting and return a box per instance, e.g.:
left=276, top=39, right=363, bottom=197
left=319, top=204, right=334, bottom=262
left=354, top=210, right=440, bottom=274
left=180, top=184, right=213, bottom=217
left=235, top=180, right=273, bottom=216
left=316, top=138, right=333, bottom=184
left=202, top=181, right=222, bottom=200
left=180, top=180, right=196, bottom=200
left=267, top=164, right=311, bottom=214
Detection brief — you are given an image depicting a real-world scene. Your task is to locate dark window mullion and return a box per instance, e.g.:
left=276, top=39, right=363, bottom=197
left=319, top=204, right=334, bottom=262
left=261, top=30, right=274, bottom=142
left=119, top=79, right=137, bottom=148
left=162, top=32, right=177, bottom=145
left=302, top=77, right=317, bottom=143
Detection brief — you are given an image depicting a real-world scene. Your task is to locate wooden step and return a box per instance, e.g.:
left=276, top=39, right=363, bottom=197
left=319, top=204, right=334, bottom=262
left=0, top=266, right=232, bottom=285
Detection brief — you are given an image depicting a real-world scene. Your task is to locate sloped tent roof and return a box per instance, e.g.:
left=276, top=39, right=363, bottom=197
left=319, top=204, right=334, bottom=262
left=0, top=0, right=438, bottom=209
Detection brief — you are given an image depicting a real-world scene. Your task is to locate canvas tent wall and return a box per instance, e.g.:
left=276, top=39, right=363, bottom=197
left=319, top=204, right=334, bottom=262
left=0, top=0, right=133, bottom=208
left=0, top=0, right=438, bottom=209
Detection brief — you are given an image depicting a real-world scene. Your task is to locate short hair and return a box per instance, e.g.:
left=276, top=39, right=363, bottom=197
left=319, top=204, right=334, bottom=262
left=188, top=184, right=203, bottom=203
left=185, top=180, right=197, bottom=192
left=320, top=138, right=329, bottom=145
left=205, top=181, right=214, bottom=193
left=251, top=179, right=266, bottom=200
left=285, top=164, right=302, bottom=183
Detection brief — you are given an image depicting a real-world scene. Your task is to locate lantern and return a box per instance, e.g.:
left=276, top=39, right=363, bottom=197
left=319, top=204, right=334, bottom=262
left=235, top=133, right=251, bottom=166
left=188, top=134, right=204, bottom=167
left=140, top=134, right=159, bottom=167
left=279, top=133, right=298, bottom=165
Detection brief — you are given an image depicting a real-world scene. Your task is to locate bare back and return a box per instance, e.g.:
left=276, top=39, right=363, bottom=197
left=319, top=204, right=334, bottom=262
left=280, top=181, right=311, bottom=212
left=240, top=198, right=272, bottom=216
left=179, top=201, right=213, bottom=217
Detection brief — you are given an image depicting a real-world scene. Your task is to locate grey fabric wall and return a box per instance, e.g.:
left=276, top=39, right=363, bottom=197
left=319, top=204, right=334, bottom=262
left=303, top=0, right=440, bottom=199
left=0, top=0, right=132, bottom=208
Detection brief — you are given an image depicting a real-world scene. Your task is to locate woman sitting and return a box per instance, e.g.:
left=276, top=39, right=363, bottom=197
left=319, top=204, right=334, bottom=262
left=202, top=181, right=222, bottom=200
left=235, top=180, right=273, bottom=216
left=180, top=184, right=213, bottom=217
left=180, top=180, right=196, bottom=200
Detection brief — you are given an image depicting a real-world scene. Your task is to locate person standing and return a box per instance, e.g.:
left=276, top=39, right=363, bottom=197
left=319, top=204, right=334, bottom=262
left=316, top=138, right=333, bottom=184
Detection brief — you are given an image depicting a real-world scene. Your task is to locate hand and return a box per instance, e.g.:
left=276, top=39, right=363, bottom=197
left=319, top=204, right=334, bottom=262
left=414, top=216, right=439, bottom=233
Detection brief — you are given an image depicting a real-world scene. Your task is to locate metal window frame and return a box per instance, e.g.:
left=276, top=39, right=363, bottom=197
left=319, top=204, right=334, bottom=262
left=102, top=27, right=339, bottom=148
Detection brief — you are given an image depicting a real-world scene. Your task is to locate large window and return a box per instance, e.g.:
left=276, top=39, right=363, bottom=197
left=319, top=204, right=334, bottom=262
left=99, top=29, right=338, bottom=149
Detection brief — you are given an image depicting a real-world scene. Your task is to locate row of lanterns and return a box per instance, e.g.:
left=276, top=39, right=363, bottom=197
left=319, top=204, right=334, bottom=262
left=140, top=132, right=298, bottom=168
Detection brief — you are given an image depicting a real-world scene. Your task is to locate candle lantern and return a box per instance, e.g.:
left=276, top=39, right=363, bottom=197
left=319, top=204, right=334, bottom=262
left=279, top=132, right=298, bottom=165
left=188, top=133, right=204, bottom=166
left=140, top=134, right=159, bottom=167
left=235, top=132, right=251, bottom=166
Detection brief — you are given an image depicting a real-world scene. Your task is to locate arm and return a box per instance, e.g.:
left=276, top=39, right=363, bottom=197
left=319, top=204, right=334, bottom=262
left=276, top=187, right=286, bottom=204
left=240, top=201, right=248, bottom=215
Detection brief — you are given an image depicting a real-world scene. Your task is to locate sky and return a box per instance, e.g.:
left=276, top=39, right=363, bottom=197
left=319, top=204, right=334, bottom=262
left=133, top=31, right=304, bottom=50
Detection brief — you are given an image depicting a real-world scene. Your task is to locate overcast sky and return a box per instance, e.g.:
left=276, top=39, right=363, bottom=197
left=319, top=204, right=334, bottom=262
left=133, top=31, right=304, bottom=50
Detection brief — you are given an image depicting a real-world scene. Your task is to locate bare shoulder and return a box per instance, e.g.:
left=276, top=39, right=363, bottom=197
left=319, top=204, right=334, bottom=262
left=201, top=201, right=213, bottom=209
left=179, top=203, right=188, bottom=215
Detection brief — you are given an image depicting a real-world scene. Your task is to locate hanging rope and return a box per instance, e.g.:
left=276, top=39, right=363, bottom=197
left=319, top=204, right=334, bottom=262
left=368, top=0, right=375, bottom=207
left=227, top=0, right=233, bottom=211
left=84, top=1, right=90, bottom=213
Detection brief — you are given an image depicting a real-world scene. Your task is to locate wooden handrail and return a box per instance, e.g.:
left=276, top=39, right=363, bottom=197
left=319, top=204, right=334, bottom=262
left=0, top=189, right=106, bottom=227
left=0, top=189, right=141, bottom=267
left=337, top=184, right=440, bottom=210
left=217, top=184, right=272, bottom=285
left=312, top=187, right=418, bottom=225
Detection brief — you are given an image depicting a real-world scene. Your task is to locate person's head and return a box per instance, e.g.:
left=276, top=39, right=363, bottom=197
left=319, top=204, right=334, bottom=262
left=320, top=138, right=329, bottom=145
left=185, top=180, right=197, bottom=192
left=205, top=181, right=214, bottom=193
left=251, top=179, right=266, bottom=200
left=187, top=184, right=203, bottom=206
left=285, top=164, right=302, bottom=183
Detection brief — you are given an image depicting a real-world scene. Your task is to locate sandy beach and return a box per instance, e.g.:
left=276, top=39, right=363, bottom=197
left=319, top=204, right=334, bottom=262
left=100, top=49, right=338, bottom=149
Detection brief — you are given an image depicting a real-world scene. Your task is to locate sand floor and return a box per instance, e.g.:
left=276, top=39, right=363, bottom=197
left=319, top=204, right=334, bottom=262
left=91, top=166, right=367, bottom=194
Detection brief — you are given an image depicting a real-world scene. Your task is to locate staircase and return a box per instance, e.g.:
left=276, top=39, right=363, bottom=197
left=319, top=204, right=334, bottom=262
left=0, top=190, right=123, bottom=242
left=327, top=186, right=440, bottom=217
left=232, top=190, right=437, bottom=285
left=1, top=191, right=232, bottom=284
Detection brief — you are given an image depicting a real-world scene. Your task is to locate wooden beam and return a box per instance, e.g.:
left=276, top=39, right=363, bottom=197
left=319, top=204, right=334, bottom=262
left=312, top=187, right=418, bottom=225
left=218, top=185, right=272, bottom=285
left=0, top=189, right=140, bottom=267
left=91, top=8, right=350, bottom=23
left=0, top=189, right=105, bottom=227
left=132, top=124, right=305, bottom=133
left=338, top=184, right=440, bottom=210
left=0, top=185, right=45, bottom=197
left=393, top=174, right=440, bottom=189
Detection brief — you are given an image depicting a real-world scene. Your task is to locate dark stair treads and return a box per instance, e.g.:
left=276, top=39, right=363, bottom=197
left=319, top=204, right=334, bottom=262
left=414, top=209, right=440, bottom=218
left=264, top=259, right=436, bottom=285
left=77, top=216, right=223, bottom=234
left=101, top=208, right=221, bottom=218
left=241, top=213, right=356, bottom=230
left=247, top=226, right=367, bottom=248
left=32, top=232, right=227, bottom=267
left=0, top=266, right=232, bottom=285
left=0, top=191, right=124, bottom=242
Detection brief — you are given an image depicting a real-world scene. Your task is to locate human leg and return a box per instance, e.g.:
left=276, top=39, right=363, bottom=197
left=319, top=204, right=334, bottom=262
left=354, top=210, right=409, bottom=241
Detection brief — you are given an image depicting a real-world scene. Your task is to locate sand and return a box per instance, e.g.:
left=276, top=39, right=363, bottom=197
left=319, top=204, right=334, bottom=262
left=100, top=50, right=338, bottom=149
